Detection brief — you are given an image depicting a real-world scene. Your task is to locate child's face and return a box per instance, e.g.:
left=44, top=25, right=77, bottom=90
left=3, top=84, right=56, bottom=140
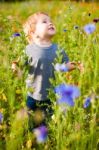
left=33, top=14, right=56, bottom=39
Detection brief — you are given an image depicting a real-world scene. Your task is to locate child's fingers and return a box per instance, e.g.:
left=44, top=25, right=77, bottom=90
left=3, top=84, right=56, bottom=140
left=11, top=62, right=17, bottom=72
left=78, top=63, right=84, bottom=73
left=12, top=61, right=18, bottom=64
left=70, top=62, right=77, bottom=65
left=77, top=61, right=81, bottom=64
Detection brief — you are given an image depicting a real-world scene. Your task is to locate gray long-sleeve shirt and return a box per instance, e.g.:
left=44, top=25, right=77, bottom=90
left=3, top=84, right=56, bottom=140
left=25, top=43, right=69, bottom=101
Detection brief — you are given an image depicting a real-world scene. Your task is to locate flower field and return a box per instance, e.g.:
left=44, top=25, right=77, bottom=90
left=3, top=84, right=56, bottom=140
left=0, top=1, right=99, bottom=150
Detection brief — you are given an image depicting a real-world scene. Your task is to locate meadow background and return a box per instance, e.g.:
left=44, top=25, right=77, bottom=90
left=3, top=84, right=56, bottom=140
left=0, top=0, right=99, bottom=150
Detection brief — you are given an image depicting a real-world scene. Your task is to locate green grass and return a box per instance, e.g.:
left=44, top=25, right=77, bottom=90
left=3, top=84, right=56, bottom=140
left=0, top=1, right=99, bottom=150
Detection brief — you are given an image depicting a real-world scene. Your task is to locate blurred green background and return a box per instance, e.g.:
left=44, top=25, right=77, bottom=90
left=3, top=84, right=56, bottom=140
left=0, top=0, right=99, bottom=3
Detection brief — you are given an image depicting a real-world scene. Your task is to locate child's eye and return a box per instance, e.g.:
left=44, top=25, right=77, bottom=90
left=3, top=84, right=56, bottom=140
left=42, top=20, right=47, bottom=23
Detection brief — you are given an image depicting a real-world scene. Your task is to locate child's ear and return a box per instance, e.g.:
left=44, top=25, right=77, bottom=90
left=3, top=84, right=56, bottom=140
left=30, top=31, right=35, bottom=38
left=30, top=30, right=34, bottom=35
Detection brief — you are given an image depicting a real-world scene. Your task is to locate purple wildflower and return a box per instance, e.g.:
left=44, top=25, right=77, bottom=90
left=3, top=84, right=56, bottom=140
left=12, top=33, right=21, bottom=37
left=84, top=97, right=91, bottom=108
left=54, top=63, right=69, bottom=72
left=0, top=113, right=3, bottom=123
left=84, top=24, right=96, bottom=34
left=55, top=84, right=80, bottom=106
left=33, top=125, right=48, bottom=143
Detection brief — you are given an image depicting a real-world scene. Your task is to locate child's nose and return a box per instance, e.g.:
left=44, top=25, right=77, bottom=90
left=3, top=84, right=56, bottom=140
left=49, top=22, right=53, bottom=26
left=49, top=22, right=53, bottom=25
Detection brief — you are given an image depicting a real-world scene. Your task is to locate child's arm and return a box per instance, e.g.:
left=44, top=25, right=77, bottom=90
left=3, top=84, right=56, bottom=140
left=11, top=45, right=31, bottom=78
left=11, top=61, right=23, bottom=78
left=11, top=55, right=29, bottom=78
left=61, top=50, right=84, bottom=72
left=11, top=61, right=19, bottom=73
left=66, top=61, right=84, bottom=72
left=66, top=62, right=76, bottom=71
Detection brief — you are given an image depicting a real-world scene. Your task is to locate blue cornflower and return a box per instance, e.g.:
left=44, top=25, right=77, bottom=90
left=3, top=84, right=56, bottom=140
left=60, top=63, right=69, bottom=72
left=84, top=97, right=91, bottom=108
left=33, top=125, right=48, bottom=143
left=83, top=23, right=96, bottom=34
left=0, top=113, right=3, bottom=123
left=54, top=63, right=69, bottom=72
left=63, top=29, right=67, bottom=32
left=54, top=63, right=60, bottom=71
left=55, top=84, right=80, bottom=106
left=12, top=33, right=21, bottom=37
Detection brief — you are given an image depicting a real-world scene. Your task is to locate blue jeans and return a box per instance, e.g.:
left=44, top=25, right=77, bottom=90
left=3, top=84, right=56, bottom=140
left=26, top=96, right=53, bottom=131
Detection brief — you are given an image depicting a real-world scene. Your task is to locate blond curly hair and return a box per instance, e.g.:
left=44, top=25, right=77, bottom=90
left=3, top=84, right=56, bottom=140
left=23, top=12, right=48, bottom=44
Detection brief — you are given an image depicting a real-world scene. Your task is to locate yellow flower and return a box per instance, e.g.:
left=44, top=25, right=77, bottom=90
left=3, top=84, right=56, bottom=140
left=15, top=89, right=21, bottom=94
left=2, top=93, right=7, bottom=102
left=33, top=109, right=45, bottom=124
left=28, top=87, right=34, bottom=94
left=26, top=139, right=32, bottom=149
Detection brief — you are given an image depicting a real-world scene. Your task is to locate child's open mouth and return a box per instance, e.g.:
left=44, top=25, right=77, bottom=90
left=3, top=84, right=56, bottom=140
left=48, top=27, right=55, bottom=31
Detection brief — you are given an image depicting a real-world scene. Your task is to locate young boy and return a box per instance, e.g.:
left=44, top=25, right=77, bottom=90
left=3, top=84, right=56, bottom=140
left=12, top=12, right=82, bottom=130
left=24, top=13, right=74, bottom=103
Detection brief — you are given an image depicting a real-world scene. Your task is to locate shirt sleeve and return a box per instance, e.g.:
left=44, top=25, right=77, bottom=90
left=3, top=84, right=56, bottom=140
left=61, top=50, right=69, bottom=63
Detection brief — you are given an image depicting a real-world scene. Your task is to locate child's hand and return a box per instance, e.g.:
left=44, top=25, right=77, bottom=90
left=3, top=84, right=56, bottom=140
left=54, top=62, right=76, bottom=72
left=11, top=61, right=18, bottom=73
left=66, top=61, right=76, bottom=71
left=77, top=61, right=84, bottom=73
left=66, top=61, right=84, bottom=73
left=11, top=61, right=23, bottom=78
left=54, top=61, right=84, bottom=73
